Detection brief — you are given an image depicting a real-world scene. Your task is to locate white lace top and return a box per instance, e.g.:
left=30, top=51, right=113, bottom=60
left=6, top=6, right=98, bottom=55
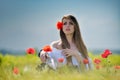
left=46, top=47, right=93, bottom=70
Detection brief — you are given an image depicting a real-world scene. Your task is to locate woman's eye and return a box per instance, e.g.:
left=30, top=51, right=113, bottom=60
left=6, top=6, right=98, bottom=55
left=63, top=22, right=74, bottom=25
left=69, top=22, right=73, bottom=25
left=63, top=22, right=67, bottom=25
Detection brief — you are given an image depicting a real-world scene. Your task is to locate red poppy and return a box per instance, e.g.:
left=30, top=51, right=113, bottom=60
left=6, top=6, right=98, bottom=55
left=104, top=49, right=112, bottom=56
left=96, top=65, right=100, bottom=69
left=94, top=58, right=101, bottom=64
left=26, top=48, right=35, bottom=54
left=58, top=58, right=64, bottom=63
left=13, top=67, right=19, bottom=74
left=56, top=21, right=63, bottom=30
left=114, top=65, right=120, bottom=69
left=101, top=49, right=112, bottom=58
left=43, top=45, right=52, bottom=52
left=101, top=53, right=108, bottom=58
left=83, top=59, right=89, bottom=64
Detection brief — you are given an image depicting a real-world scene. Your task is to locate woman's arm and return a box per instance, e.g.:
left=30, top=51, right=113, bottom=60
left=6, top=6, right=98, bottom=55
left=62, top=49, right=86, bottom=71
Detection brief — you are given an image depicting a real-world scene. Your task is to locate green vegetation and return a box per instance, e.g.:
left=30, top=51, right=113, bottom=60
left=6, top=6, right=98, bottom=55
left=0, top=53, right=120, bottom=80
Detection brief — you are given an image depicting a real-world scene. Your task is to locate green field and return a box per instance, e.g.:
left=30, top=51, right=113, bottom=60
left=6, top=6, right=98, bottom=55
left=0, top=53, right=120, bottom=80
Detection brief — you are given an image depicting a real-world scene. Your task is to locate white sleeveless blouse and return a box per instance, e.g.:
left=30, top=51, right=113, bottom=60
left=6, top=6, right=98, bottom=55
left=46, top=47, right=93, bottom=70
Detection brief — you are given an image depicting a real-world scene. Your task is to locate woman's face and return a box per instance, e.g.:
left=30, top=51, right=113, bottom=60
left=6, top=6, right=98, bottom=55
left=62, top=18, right=75, bottom=35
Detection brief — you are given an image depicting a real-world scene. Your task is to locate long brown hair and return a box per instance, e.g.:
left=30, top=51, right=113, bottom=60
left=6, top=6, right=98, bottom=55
left=60, top=15, right=88, bottom=64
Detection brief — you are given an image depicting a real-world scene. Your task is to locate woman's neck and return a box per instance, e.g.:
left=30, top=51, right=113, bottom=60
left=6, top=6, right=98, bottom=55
left=66, top=34, right=73, bottom=44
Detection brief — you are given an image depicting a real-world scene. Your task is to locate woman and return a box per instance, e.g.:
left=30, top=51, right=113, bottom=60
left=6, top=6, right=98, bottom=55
left=39, top=14, right=93, bottom=71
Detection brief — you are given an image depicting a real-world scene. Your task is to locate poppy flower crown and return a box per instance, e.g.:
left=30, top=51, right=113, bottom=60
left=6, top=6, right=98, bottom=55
left=56, top=21, right=63, bottom=30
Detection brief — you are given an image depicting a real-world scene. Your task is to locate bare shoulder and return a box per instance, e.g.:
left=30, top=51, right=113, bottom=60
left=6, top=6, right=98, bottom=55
left=50, top=40, right=62, bottom=49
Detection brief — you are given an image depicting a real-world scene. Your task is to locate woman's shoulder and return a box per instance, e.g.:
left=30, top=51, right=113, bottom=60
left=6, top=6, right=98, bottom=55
left=50, top=40, right=62, bottom=49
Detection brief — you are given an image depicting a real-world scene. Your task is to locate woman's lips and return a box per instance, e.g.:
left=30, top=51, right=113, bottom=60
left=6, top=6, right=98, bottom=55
left=66, top=29, right=70, bottom=31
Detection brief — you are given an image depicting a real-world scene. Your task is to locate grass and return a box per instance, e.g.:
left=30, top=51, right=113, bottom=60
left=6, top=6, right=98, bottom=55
left=0, top=53, right=120, bottom=80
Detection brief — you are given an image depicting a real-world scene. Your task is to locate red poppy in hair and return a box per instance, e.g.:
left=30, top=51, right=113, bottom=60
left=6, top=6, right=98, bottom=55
left=56, top=21, right=63, bottom=30
left=43, top=45, right=52, bottom=52
left=26, top=48, right=35, bottom=54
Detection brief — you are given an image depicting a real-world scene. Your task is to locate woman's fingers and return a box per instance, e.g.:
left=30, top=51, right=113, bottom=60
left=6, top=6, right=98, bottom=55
left=62, top=49, right=72, bottom=57
left=65, top=54, right=71, bottom=57
left=62, top=50, right=68, bottom=56
left=62, top=49, right=77, bottom=57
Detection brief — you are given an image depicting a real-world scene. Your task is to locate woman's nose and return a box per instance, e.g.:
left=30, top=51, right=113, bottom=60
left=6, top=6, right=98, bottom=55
left=66, top=23, right=70, bottom=27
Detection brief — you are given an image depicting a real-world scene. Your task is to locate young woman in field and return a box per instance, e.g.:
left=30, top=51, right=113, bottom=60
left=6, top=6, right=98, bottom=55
left=39, top=14, right=93, bottom=71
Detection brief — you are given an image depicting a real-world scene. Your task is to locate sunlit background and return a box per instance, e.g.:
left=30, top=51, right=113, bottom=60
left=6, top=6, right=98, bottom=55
left=0, top=0, right=120, bottom=54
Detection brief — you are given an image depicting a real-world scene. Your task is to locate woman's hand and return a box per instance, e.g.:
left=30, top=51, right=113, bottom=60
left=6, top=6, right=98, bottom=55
left=62, top=48, right=78, bottom=57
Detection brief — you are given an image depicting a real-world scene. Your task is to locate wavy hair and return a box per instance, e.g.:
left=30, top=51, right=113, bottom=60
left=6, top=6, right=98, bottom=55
left=60, top=15, right=88, bottom=64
